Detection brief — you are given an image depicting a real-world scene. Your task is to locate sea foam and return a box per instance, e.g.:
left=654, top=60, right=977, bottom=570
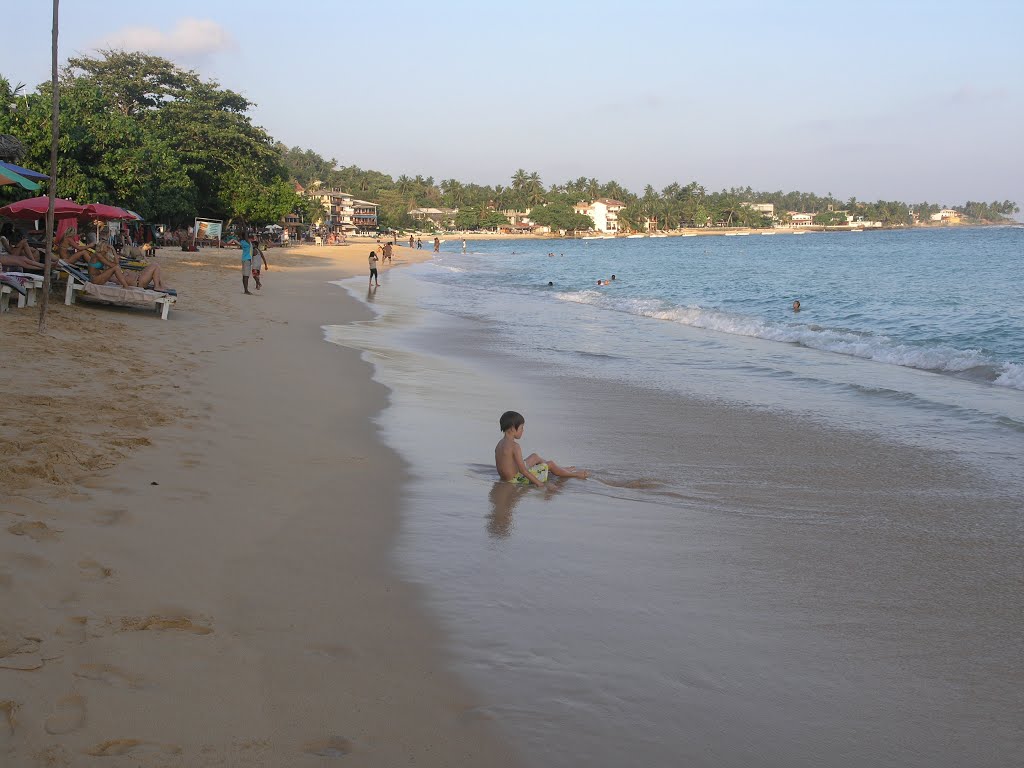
left=556, top=291, right=1022, bottom=389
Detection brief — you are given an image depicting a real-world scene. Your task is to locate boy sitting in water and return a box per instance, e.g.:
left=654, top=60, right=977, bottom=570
left=495, top=410, right=588, bottom=486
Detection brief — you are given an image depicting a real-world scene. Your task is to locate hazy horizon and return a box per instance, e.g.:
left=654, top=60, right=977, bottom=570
left=5, top=1, right=1022, bottom=212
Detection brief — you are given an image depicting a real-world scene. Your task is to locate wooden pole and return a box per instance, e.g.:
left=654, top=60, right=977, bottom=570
left=38, top=0, right=59, bottom=332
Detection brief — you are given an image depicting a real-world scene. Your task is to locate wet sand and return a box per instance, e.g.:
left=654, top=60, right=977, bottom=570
left=0, top=244, right=521, bottom=766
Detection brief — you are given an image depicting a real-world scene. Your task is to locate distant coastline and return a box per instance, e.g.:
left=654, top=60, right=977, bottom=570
left=393, top=219, right=1016, bottom=242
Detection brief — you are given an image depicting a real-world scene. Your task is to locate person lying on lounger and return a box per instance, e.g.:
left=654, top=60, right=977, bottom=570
left=88, top=243, right=173, bottom=293
left=0, top=235, right=46, bottom=271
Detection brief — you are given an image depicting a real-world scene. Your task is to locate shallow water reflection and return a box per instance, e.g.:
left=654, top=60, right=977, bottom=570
left=487, top=480, right=567, bottom=539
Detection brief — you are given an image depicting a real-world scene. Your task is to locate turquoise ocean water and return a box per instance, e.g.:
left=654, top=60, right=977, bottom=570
left=428, top=227, right=1024, bottom=390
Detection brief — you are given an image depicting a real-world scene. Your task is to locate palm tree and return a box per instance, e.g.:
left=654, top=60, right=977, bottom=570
left=522, top=172, right=544, bottom=208
left=602, top=180, right=627, bottom=202
left=441, top=179, right=465, bottom=208
left=511, top=168, right=529, bottom=193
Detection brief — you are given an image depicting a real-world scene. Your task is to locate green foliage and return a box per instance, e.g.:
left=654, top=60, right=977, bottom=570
left=293, top=194, right=326, bottom=224
left=480, top=210, right=510, bottom=230
left=455, top=207, right=481, bottom=229
left=812, top=210, right=848, bottom=226
left=0, top=52, right=287, bottom=224
left=527, top=202, right=592, bottom=232
left=957, top=200, right=1019, bottom=221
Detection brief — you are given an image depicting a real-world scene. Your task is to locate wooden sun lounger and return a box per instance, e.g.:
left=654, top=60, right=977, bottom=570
left=64, top=272, right=176, bottom=320
left=0, top=272, right=44, bottom=309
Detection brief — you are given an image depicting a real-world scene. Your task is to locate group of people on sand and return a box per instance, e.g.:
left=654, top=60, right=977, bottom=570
left=1, top=230, right=173, bottom=292
left=230, top=232, right=268, bottom=295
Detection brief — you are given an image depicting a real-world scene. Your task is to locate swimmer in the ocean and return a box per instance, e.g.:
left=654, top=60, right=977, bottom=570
left=792, top=299, right=801, bottom=312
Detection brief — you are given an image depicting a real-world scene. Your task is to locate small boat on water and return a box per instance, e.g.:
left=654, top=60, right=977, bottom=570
left=792, top=230, right=806, bottom=235
left=649, top=233, right=668, bottom=238
left=760, top=231, right=776, bottom=236
left=626, top=234, right=645, bottom=238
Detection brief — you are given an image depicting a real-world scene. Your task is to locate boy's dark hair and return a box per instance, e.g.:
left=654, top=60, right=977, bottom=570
left=500, top=410, right=525, bottom=433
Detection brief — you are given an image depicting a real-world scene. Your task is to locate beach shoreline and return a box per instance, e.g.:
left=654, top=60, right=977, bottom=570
left=334, top=220, right=1014, bottom=244
left=1, top=244, right=521, bottom=766
left=325, top=261, right=1023, bottom=768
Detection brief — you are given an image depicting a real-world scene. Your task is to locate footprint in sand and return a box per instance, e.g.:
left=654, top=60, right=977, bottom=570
left=74, top=663, right=146, bottom=689
left=84, top=739, right=181, bottom=757
left=0, top=636, right=43, bottom=671
left=78, top=559, right=114, bottom=581
left=56, top=617, right=88, bottom=644
left=302, top=737, right=353, bottom=758
left=0, top=700, right=17, bottom=747
left=93, top=508, right=130, bottom=526
left=6, top=520, right=60, bottom=541
left=45, top=694, right=87, bottom=735
left=119, top=616, right=213, bottom=635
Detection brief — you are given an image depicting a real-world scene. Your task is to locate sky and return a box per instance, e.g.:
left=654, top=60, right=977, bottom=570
left=4, top=0, right=1023, bottom=209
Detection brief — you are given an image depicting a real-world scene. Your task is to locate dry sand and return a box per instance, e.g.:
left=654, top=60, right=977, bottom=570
left=0, top=244, right=521, bottom=766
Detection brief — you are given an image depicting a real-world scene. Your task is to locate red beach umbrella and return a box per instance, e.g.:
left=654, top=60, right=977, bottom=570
left=0, top=195, right=86, bottom=219
left=80, top=203, right=135, bottom=221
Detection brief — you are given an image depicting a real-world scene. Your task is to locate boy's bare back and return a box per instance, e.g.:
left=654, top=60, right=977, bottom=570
left=494, top=434, right=522, bottom=482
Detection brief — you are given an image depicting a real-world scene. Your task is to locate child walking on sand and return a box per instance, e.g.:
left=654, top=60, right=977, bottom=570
left=495, top=410, right=588, bottom=486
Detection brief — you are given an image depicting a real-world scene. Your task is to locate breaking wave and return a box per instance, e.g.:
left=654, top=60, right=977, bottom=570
left=555, top=291, right=1023, bottom=390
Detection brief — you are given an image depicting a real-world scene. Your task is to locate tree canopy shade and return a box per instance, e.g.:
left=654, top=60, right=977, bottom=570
left=0, top=53, right=304, bottom=225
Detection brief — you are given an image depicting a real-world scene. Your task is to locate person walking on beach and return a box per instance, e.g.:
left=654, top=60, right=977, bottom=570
left=416, top=237, right=423, bottom=249
left=383, top=241, right=393, bottom=264
left=239, top=231, right=255, bottom=295
left=433, top=237, right=440, bottom=252
left=495, top=410, right=588, bottom=487
left=462, top=238, right=467, bottom=253
left=368, top=249, right=380, bottom=287
left=409, top=234, right=415, bottom=248
left=251, top=239, right=269, bottom=290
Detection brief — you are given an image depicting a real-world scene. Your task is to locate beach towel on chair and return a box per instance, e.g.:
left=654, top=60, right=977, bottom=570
left=82, top=283, right=170, bottom=304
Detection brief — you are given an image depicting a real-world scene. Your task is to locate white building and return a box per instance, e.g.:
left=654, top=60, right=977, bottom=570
left=743, top=202, right=775, bottom=217
left=307, top=189, right=357, bottom=233
left=303, top=189, right=381, bottom=233
left=409, top=207, right=458, bottom=227
left=573, top=198, right=626, bottom=233
left=929, top=209, right=961, bottom=223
